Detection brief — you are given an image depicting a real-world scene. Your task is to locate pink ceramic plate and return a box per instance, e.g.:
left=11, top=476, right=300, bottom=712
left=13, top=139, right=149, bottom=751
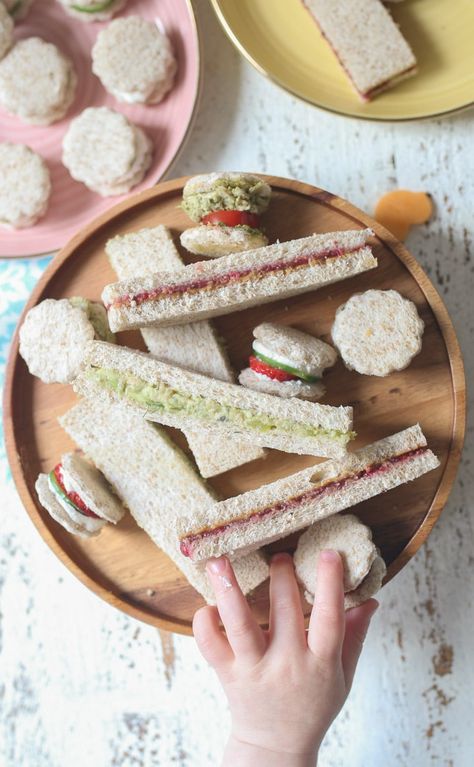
left=0, top=0, right=201, bottom=258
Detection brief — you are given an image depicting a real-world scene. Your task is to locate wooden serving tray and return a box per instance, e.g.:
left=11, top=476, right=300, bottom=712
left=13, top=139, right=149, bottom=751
left=4, top=176, right=465, bottom=636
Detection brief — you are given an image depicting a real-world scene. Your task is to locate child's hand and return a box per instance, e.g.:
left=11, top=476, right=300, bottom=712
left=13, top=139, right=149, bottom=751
left=193, top=550, right=378, bottom=767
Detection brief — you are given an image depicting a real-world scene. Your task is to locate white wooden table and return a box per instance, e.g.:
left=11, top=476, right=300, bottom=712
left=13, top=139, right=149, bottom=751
left=2, top=1, right=473, bottom=764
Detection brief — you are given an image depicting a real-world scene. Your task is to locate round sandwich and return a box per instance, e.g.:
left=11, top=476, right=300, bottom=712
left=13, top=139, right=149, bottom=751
left=332, top=289, right=424, bottom=376
left=294, top=513, right=378, bottom=603
left=0, top=37, right=77, bottom=125
left=294, top=512, right=387, bottom=610
left=180, top=172, right=271, bottom=258
left=35, top=452, right=125, bottom=538
left=239, top=322, right=337, bottom=401
left=62, top=107, right=153, bottom=196
left=0, top=3, right=13, bottom=60
left=3, top=0, right=35, bottom=21
left=0, top=142, right=51, bottom=229
left=58, top=0, right=127, bottom=22
left=92, top=16, right=177, bottom=104
left=19, top=297, right=116, bottom=384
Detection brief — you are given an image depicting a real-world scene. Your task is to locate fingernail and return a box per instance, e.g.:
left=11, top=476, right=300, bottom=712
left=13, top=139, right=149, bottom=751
left=206, top=556, right=227, bottom=575
left=320, top=549, right=339, bottom=562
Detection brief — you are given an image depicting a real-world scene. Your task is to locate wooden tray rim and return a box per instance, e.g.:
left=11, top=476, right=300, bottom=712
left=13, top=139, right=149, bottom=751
left=3, top=174, right=466, bottom=635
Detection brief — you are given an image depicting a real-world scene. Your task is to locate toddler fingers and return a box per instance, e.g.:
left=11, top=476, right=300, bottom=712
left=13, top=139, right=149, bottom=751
left=206, top=556, right=266, bottom=663
left=193, top=605, right=233, bottom=669
left=342, top=599, right=378, bottom=691
left=307, top=550, right=345, bottom=664
left=268, top=553, right=306, bottom=650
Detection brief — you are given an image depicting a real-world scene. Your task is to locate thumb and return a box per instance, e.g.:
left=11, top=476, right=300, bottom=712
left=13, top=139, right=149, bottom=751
left=341, top=599, right=379, bottom=692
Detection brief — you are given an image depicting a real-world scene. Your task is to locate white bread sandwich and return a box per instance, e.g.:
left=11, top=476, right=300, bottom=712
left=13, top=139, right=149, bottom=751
left=19, top=297, right=116, bottom=384
left=178, top=424, right=439, bottom=562
left=35, top=452, right=125, bottom=538
left=59, top=398, right=269, bottom=603
left=302, top=0, right=417, bottom=101
left=293, top=513, right=378, bottom=602
left=331, top=289, right=424, bottom=376
left=239, top=322, right=337, bottom=401
left=103, top=228, right=377, bottom=332
left=106, top=225, right=265, bottom=477
left=180, top=172, right=270, bottom=258
left=74, top=341, right=354, bottom=459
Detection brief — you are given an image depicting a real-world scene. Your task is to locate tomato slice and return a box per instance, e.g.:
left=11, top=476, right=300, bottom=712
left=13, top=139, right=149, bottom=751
left=201, top=210, right=261, bottom=228
left=249, top=356, right=297, bottom=382
left=53, top=464, right=100, bottom=518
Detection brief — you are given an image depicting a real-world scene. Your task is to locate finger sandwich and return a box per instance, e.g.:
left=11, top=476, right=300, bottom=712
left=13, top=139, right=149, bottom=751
left=303, top=0, right=417, bottom=101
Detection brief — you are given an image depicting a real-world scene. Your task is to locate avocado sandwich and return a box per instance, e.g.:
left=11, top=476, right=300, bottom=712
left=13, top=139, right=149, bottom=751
left=74, top=340, right=354, bottom=459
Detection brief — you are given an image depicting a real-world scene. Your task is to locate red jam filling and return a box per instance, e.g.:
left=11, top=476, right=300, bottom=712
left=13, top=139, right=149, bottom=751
left=179, top=447, right=428, bottom=557
left=54, top=464, right=100, bottom=519
left=109, top=244, right=361, bottom=310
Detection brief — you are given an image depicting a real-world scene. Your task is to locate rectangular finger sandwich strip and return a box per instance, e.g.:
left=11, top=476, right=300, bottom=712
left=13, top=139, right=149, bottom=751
left=59, top=398, right=269, bottom=604
left=103, top=228, right=377, bottom=332
left=74, top=341, right=354, bottom=459
left=106, top=225, right=265, bottom=477
left=303, top=0, right=417, bottom=101
left=178, top=425, right=439, bottom=562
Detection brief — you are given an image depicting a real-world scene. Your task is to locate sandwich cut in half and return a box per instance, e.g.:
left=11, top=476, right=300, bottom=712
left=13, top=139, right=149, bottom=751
left=239, top=322, right=338, bottom=401
left=60, top=398, right=269, bottom=604
left=103, top=228, right=377, bottom=332
left=106, top=224, right=265, bottom=477
left=302, top=0, right=417, bottom=101
left=35, top=452, right=125, bottom=538
left=178, top=424, right=439, bottom=562
left=74, top=341, right=354, bottom=459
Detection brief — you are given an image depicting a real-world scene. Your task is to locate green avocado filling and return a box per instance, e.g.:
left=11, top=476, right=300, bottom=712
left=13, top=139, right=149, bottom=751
left=182, top=177, right=270, bottom=222
left=86, top=367, right=353, bottom=445
left=8, top=0, right=23, bottom=16
left=69, top=297, right=116, bottom=344
left=71, top=0, right=115, bottom=13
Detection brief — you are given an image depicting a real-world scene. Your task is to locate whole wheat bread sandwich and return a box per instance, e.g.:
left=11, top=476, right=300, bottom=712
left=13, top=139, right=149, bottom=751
left=74, top=340, right=354, bottom=459
left=178, top=424, right=439, bottom=562
left=302, top=0, right=417, bottom=101
left=293, top=513, right=379, bottom=606
left=239, top=321, right=337, bottom=401
left=103, top=228, right=377, bottom=332
left=36, top=452, right=125, bottom=538
left=296, top=524, right=387, bottom=609
left=106, top=224, right=264, bottom=477
left=180, top=172, right=271, bottom=258
left=59, top=398, right=269, bottom=603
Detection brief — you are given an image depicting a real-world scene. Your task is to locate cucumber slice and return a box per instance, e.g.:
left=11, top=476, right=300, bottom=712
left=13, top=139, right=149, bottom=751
left=71, top=0, right=115, bottom=13
left=48, top=469, right=83, bottom=516
left=253, top=350, right=320, bottom=383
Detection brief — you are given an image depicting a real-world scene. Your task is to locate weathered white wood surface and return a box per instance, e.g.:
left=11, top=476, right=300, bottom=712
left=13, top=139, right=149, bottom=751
left=1, top=1, right=473, bottom=764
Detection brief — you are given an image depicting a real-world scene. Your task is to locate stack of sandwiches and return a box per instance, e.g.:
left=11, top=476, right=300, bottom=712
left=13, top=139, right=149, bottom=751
left=20, top=172, right=440, bottom=611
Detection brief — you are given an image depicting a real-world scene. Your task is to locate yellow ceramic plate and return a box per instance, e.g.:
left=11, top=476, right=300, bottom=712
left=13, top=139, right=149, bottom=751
left=211, top=0, right=474, bottom=121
